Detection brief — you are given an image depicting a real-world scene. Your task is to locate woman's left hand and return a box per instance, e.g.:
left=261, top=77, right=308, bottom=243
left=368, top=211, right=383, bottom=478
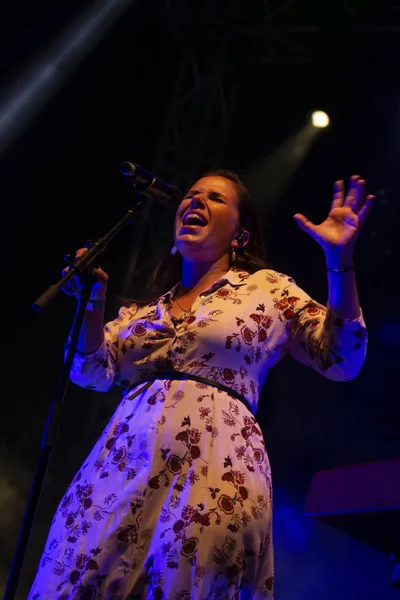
left=293, top=175, right=375, bottom=265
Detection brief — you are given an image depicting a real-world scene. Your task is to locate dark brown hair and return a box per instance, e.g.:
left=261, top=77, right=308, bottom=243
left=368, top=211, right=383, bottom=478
left=126, top=169, right=268, bottom=304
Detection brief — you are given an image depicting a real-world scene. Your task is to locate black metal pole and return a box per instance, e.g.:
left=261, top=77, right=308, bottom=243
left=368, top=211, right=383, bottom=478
left=4, top=194, right=143, bottom=599
left=4, top=280, right=93, bottom=600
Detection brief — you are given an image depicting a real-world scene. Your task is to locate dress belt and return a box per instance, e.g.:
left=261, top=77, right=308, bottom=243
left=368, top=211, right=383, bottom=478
left=133, top=370, right=252, bottom=414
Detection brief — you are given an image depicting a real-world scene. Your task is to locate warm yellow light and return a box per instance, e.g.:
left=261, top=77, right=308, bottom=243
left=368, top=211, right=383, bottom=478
left=311, top=110, right=330, bottom=128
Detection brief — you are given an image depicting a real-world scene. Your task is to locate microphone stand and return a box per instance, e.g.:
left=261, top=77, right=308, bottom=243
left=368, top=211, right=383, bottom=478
left=4, top=189, right=145, bottom=600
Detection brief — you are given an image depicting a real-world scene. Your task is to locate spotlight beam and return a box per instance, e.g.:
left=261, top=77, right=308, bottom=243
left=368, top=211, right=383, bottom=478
left=0, top=0, right=135, bottom=157
left=242, top=123, right=319, bottom=221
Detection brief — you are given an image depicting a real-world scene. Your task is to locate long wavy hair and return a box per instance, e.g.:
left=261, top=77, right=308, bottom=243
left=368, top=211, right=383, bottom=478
left=126, top=169, right=268, bottom=304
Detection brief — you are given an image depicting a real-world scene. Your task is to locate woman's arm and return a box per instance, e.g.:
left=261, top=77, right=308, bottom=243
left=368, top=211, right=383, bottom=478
left=67, top=304, right=133, bottom=392
left=275, top=274, right=368, bottom=382
left=326, top=265, right=360, bottom=321
left=282, top=175, right=374, bottom=380
left=62, top=247, right=115, bottom=390
left=76, top=298, right=106, bottom=353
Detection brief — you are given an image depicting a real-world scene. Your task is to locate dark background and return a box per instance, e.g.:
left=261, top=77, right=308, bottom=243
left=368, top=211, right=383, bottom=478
left=1, top=0, right=399, bottom=597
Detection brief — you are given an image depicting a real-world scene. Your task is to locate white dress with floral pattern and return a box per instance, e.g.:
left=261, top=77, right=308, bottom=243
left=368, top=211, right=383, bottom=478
left=27, top=269, right=367, bottom=600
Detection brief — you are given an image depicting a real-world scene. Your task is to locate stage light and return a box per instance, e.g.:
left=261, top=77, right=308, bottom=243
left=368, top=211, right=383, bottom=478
left=311, top=110, right=330, bottom=128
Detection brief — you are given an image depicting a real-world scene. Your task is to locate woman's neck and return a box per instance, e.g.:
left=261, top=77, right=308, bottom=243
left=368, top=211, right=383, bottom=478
left=179, top=256, right=230, bottom=295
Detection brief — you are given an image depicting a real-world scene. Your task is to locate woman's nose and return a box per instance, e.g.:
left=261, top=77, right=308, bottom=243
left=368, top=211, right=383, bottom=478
left=190, top=194, right=206, bottom=207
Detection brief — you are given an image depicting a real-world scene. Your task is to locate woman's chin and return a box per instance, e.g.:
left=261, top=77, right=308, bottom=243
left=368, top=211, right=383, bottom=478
left=176, top=236, right=205, bottom=251
left=177, top=245, right=212, bottom=263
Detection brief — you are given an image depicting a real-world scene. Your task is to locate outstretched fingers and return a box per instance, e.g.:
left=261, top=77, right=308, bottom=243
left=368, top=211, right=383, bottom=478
left=357, top=194, right=375, bottom=224
left=352, top=179, right=366, bottom=213
left=343, top=175, right=360, bottom=208
left=331, top=179, right=345, bottom=210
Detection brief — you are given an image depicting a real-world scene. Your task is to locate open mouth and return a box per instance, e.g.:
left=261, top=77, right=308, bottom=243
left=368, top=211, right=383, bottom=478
left=181, top=212, right=208, bottom=227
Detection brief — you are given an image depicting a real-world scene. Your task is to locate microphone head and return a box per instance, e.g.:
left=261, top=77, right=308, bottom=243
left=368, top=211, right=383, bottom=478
left=120, top=161, right=181, bottom=208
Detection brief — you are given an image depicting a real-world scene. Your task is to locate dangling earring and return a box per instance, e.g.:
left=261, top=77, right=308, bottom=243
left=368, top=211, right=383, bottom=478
left=171, top=245, right=177, bottom=255
left=231, top=247, right=236, bottom=264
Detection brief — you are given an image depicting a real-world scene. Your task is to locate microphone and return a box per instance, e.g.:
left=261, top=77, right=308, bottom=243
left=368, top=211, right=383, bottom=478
left=120, top=161, right=181, bottom=207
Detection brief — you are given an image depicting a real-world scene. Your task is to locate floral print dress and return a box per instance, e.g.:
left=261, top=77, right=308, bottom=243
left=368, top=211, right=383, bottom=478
left=28, top=268, right=367, bottom=600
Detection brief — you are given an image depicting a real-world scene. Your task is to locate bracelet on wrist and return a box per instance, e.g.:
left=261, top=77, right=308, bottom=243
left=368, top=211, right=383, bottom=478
left=85, top=297, right=106, bottom=310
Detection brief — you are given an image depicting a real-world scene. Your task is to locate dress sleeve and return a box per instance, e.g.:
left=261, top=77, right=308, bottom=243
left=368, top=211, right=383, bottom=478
left=274, top=273, right=368, bottom=381
left=68, top=305, right=133, bottom=392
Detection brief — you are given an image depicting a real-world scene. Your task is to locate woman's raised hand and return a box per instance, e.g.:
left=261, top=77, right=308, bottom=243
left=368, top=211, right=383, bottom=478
left=293, top=175, right=375, bottom=266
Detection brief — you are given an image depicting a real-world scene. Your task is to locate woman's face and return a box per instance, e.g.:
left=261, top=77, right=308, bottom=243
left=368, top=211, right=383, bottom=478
left=174, top=175, right=241, bottom=263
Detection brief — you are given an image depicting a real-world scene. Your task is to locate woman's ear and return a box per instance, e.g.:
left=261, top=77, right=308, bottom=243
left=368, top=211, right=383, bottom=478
left=232, top=228, right=250, bottom=250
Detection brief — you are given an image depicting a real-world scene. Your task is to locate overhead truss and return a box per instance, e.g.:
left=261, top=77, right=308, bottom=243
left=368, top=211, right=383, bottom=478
left=153, top=0, right=400, bottom=188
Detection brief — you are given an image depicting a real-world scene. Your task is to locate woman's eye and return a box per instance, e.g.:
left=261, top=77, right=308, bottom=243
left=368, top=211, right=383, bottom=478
left=183, top=193, right=224, bottom=203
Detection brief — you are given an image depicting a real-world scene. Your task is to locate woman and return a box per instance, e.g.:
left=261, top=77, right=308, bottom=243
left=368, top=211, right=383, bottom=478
left=28, top=170, right=373, bottom=599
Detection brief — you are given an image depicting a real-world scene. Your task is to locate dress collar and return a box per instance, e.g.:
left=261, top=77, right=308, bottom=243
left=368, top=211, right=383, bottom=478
left=160, top=268, right=249, bottom=304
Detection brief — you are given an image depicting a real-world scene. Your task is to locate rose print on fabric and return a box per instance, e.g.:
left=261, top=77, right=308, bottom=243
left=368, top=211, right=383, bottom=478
left=29, top=268, right=366, bottom=599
